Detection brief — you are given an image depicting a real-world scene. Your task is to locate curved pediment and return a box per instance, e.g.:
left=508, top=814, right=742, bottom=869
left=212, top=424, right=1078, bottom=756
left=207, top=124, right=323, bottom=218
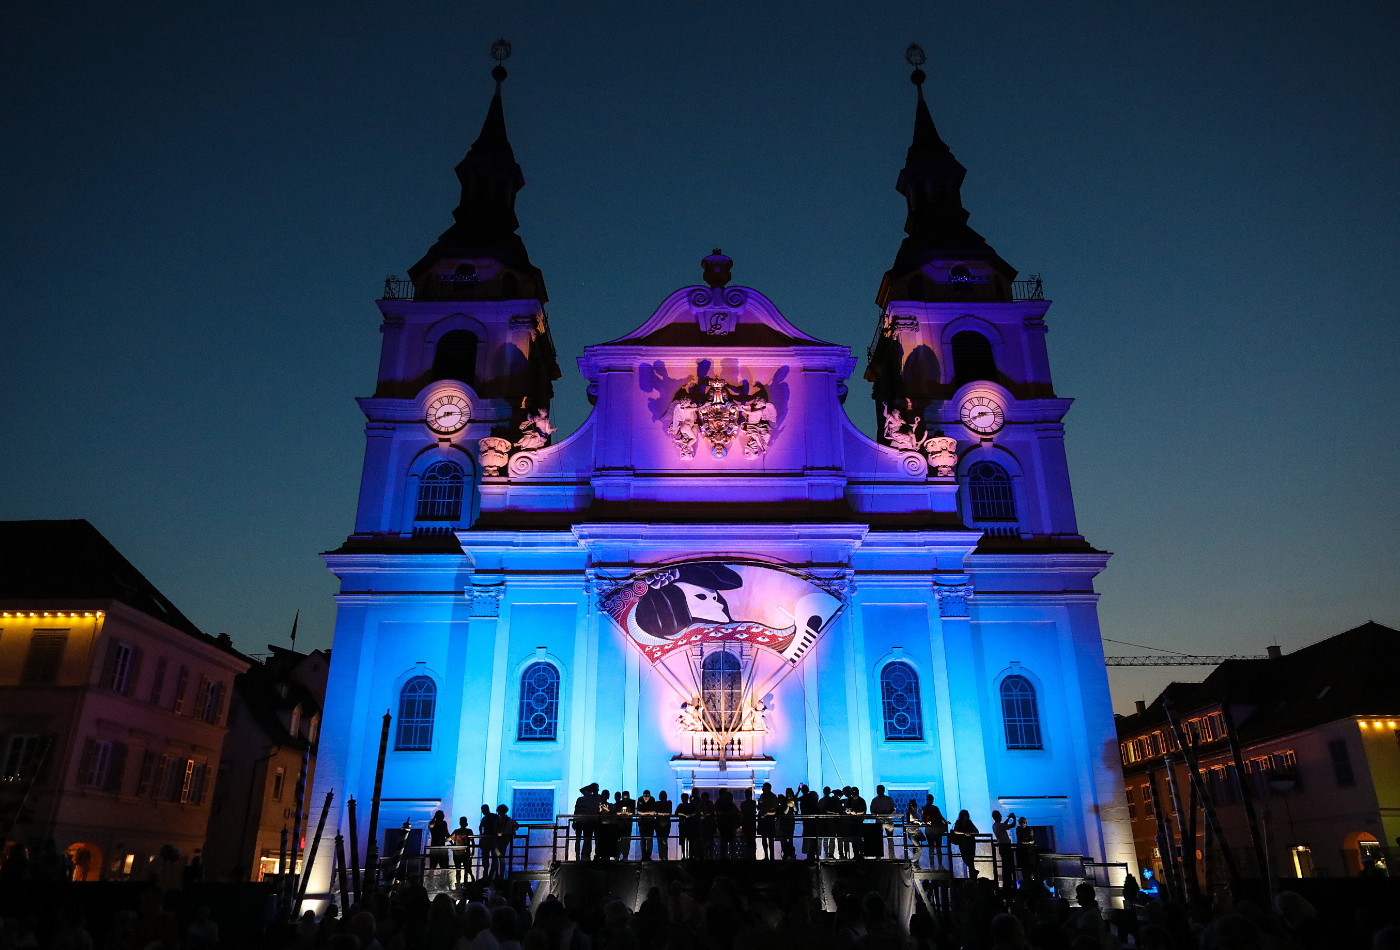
left=600, top=286, right=837, bottom=348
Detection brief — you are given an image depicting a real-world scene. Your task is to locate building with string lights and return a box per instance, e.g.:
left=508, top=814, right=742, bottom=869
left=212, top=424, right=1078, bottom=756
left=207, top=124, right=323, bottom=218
left=310, top=44, right=1134, bottom=890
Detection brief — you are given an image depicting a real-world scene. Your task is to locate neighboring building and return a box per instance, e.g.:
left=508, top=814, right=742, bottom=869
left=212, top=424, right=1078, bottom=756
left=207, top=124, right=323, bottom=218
left=1116, top=622, right=1400, bottom=882
left=203, top=644, right=328, bottom=881
left=310, top=54, right=1134, bottom=896
left=0, top=519, right=248, bottom=880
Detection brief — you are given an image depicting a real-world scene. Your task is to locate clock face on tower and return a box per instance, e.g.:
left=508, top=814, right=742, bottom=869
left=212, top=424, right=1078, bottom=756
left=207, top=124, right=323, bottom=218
left=959, top=393, right=1005, bottom=434
left=425, top=392, right=470, bottom=433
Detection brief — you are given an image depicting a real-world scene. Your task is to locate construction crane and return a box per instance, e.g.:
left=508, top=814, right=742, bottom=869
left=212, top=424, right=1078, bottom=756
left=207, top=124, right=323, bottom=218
left=1103, top=654, right=1265, bottom=667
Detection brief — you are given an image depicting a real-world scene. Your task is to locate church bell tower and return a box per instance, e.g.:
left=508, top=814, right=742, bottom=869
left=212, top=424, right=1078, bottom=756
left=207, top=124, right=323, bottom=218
left=866, top=46, right=1082, bottom=545
left=348, top=41, right=561, bottom=542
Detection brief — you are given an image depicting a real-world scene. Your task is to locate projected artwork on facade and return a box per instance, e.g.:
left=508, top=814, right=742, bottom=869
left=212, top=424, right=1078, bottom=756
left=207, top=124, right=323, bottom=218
left=599, top=561, right=844, bottom=761
left=599, top=561, right=842, bottom=664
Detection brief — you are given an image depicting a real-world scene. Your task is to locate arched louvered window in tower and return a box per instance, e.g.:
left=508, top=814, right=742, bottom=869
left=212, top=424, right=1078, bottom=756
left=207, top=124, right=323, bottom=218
left=951, top=330, right=998, bottom=385
left=431, top=329, right=478, bottom=386
left=968, top=461, right=1016, bottom=523
left=396, top=676, right=436, bottom=750
left=1001, top=675, right=1043, bottom=750
left=517, top=662, right=560, bottom=741
left=416, top=461, right=465, bottom=521
left=880, top=661, right=924, bottom=740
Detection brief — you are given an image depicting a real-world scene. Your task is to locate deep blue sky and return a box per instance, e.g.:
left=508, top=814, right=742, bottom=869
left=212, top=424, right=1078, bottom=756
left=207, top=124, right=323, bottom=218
left=3, top=2, right=1396, bottom=713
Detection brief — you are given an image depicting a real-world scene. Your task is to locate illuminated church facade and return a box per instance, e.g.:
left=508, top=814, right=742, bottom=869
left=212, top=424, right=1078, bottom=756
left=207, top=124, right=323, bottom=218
left=312, top=53, right=1134, bottom=875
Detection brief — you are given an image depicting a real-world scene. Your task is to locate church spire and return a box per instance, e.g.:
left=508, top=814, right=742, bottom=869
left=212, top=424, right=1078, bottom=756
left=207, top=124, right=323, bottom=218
left=408, top=39, right=547, bottom=303
left=877, top=44, right=1015, bottom=308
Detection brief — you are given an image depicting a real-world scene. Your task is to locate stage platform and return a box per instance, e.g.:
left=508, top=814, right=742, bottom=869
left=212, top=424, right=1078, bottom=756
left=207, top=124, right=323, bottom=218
left=529, top=858, right=921, bottom=921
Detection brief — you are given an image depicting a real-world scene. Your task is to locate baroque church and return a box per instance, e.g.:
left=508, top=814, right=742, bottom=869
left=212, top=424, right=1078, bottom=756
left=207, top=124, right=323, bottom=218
left=312, top=50, right=1134, bottom=883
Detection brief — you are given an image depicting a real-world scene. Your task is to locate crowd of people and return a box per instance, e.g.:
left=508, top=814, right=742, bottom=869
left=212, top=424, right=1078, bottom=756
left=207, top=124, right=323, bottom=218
left=562, top=782, right=1025, bottom=874
left=2, top=862, right=1390, bottom=948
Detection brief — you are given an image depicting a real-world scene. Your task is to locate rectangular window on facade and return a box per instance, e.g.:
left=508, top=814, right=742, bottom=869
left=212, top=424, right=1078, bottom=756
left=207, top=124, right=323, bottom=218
left=173, top=667, right=188, bottom=714
left=199, top=682, right=223, bottom=724
left=77, top=739, right=112, bottom=789
left=154, top=755, right=185, bottom=802
left=106, top=642, right=136, bottom=693
left=3, top=735, right=43, bottom=780
left=149, top=658, right=167, bottom=704
left=193, top=677, right=209, bottom=717
left=1125, top=786, right=1137, bottom=819
left=1140, top=784, right=1154, bottom=816
left=136, top=751, right=156, bottom=796
left=1329, top=739, right=1356, bottom=787
left=511, top=787, right=556, bottom=823
left=179, top=760, right=207, bottom=804
left=272, top=767, right=285, bottom=801
left=21, top=631, right=68, bottom=685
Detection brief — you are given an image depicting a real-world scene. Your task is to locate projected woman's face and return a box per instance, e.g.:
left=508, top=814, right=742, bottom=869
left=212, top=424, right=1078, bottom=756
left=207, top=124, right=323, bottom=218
left=675, top=582, right=731, bottom=624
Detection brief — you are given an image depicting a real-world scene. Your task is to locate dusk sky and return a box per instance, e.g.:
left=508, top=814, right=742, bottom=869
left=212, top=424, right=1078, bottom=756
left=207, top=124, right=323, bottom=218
left=3, top=1, right=1396, bottom=714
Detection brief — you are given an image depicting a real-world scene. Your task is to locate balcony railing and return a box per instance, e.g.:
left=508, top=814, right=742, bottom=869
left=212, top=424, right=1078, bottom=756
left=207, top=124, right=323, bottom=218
left=1012, top=275, right=1045, bottom=301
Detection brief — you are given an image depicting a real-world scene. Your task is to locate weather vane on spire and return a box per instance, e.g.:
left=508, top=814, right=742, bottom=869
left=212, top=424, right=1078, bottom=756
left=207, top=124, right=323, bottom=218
left=490, top=38, right=512, bottom=83
left=905, top=42, right=926, bottom=87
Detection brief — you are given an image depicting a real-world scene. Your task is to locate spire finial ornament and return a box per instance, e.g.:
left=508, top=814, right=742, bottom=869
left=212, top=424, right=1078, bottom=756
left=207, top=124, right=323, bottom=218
left=701, top=248, right=733, bottom=288
left=490, top=37, right=512, bottom=84
left=905, top=43, right=926, bottom=88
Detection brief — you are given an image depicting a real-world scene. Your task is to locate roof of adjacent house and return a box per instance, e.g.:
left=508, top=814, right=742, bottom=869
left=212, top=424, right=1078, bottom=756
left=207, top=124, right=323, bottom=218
left=0, top=518, right=207, bottom=640
left=1115, top=621, right=1400, bottom=745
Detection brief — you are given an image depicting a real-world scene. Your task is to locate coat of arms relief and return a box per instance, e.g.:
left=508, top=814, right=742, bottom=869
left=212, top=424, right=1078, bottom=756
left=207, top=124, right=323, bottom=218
left=665, top=376, right=778, bottom=460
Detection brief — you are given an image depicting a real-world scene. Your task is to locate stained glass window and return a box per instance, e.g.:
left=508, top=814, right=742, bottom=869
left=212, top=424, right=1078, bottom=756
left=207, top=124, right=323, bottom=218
left=881, top=661, right=924, bottom=740
left=517, top=662, right=560, bottom=741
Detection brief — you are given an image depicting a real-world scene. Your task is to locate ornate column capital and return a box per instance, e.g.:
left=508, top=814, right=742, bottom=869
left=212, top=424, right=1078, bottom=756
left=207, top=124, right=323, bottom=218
left=468, top=581, right=505, bottom=618
left=934, top=582, right=974, bottom=619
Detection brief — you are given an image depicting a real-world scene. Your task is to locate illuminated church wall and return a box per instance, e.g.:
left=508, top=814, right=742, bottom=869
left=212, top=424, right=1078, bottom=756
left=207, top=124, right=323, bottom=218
left=308, top=55, right=1136, bottom=901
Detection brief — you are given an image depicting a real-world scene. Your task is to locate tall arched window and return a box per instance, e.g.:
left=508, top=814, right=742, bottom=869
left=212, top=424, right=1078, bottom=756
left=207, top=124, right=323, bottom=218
left=701, top=651, right=743, bottom=729
left=968, top=461, right=1016, bottom=522
left=396, top=676, right=436, bottom=750
left=431, top=330, right=478, bottom=385
left=880, top=661, right=924, bottom=740
left=416, top=461, right=465, bottom=521
left=951, top=330, right=998, bottom=385
left=517, top=662, right=560, bottom=741
left=1001, top=675, right=1042, bottom=749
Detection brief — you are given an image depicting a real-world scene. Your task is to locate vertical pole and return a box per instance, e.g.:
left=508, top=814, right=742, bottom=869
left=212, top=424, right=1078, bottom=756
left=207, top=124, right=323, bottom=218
left=294, top=790, right=335, bottom=915
left=1162, top=703, right=1243, bottom=887
left=286, top=743, right=310, bottom=915
left=1145, top=771, right=1180, bottom=902
left=1219, top=703, right=1268, bottom=885
left=365, top=710, right=392, bottom=892
left=335, top=833, right=350, bottom=912
left=1186, top=764, right=1200, bottom=895
left=277, top=825, right=289, bottom=900
left=1203, top=816, right=1216, bottom=898
left=1161, top=750, right=1196, bottom=898
left=347, top=796, right=361, bottom=905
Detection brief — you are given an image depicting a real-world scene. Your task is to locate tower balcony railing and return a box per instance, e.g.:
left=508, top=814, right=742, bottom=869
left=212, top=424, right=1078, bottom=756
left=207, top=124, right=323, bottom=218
left=1011, top=275, right=1045, bottom=301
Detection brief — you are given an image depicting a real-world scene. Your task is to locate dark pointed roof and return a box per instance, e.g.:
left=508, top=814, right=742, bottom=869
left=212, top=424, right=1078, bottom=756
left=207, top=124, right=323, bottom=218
left=0, top=519, right=205, bottom=639
left=878, top=66, right=1016, bottom=306
left=407, top=60, right=547, bottom=301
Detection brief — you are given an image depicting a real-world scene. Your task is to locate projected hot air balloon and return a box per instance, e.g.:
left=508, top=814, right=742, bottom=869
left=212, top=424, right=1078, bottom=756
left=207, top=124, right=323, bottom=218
left=598, top=561, right=845, bottom=767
